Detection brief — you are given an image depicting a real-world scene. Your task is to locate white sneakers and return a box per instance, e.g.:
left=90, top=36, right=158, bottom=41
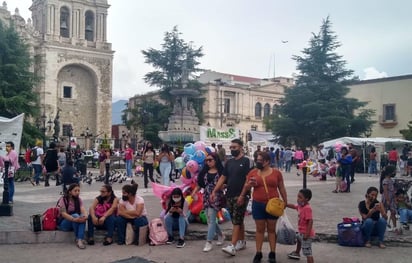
left=203, top=241, right=213, bottom=252
left=235, top=240, right=246, bottom=251
left=216, top=234, right=224, bottom=246
left=222, top=244, right=236, bottom=256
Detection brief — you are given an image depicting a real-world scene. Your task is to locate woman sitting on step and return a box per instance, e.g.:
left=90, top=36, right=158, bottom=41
left=87, top=184, right=118, bottom=246
left=58, top=183, right=88, bottom=249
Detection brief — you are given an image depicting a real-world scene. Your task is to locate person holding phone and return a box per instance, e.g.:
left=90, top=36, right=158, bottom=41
left=358, top=186, right=388, bottom=248
left=58, top=183, right=88, bottom=249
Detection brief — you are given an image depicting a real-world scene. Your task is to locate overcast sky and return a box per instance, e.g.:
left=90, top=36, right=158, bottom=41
left=6, top=0, right=412, bottom=102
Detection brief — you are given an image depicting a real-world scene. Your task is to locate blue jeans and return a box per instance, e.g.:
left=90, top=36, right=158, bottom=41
left=125, top=159, right=133, bottom=177
left=165, top=214, right=187, bottom=239
left=32, top=164, right=42, bottom=185
left=159, top=162, right=171, bottom=186
left=206, top=208, right=222, bottom=241
left=8, top=177, right=14, bottom=202
left=285, top=160, right=292, bottom=172
left=115, top=216, right=148, bottom=244
left=361, top=217, right=386, bottom=243
left=342, top=164, right=351, bottom=192
left=399, top=208, right=412, bottom=223
left=58, top=213, right=86, bottom=240
left=87, top=214, right=116, bottom=238
left=368, top=160, right=377, bottom=174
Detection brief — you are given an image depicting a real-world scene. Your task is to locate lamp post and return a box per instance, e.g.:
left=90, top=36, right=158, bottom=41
left=81, top=127, right=92, bottom=150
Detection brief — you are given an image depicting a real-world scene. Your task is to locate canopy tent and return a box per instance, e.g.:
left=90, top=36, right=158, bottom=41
left=321, top=137, right=412, bottom=151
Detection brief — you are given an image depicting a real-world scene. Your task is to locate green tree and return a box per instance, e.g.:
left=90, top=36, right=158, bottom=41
left=122, top=99, right=172, bottom=147
left=0, top=20, right=41, bottom=147
left=271, top=17, right=374, bottom=147
left=399, top=121, right=412, bottom=140
left=141, top=26, right=205, bottom=120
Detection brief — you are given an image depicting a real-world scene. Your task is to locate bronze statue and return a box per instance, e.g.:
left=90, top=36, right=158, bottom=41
left=53, top=108, right=61, bottom=141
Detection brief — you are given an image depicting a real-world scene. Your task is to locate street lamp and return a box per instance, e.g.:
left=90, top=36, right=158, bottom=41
left=81, top=127, right=92, bottom=150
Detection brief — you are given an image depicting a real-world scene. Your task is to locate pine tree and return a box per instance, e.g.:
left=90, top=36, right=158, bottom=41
left=272, top=17, right=374, bottom=147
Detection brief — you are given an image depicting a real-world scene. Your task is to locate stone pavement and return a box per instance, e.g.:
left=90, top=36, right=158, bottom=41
left=0, top=168, right=411, bottom=247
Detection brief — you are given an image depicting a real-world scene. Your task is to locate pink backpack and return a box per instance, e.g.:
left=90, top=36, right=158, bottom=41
left=149, top=218, right=168, bottom=245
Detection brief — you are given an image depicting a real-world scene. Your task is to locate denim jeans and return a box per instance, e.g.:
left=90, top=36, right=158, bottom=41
left=165, top=214, right=187, bottom=239
left=8, top=177, right=14, bottom=202
left=87, top=214, right=116, bottom=238
left=285, top=160, right=292, bottom=172
left=368, top=160, right=378, bottom=174
left=58, top=213, right=86, bottom=240
left=159, top=162, right=171, bottom=186
left=206, top=207, right=222, bottom=241
left=399, top=208, right=412, bottom=223
left=125, top=159, right=133, bottom=177
left=115, top=216, right=148, bottom=244
left=32, top=164, right=42, bottom=185
left=342, top=164, right=351, bottom=192
left=361, top=217, right=386, bottom=243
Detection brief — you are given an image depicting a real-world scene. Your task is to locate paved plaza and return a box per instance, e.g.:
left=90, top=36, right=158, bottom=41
left=0, top=167, right=411, bottom=262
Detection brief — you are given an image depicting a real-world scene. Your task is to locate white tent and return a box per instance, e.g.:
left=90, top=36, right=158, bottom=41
left=322, top=137, right=412, bottom=150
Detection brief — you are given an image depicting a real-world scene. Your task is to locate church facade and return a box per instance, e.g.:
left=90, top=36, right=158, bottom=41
left=0, top=0, right=113, bottom=146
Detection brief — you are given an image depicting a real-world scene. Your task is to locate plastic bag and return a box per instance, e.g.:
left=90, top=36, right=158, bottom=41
left=276, top=213, right=296, bottom=245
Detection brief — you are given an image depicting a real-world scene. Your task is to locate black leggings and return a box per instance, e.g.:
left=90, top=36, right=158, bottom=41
left=143, top=163, right=155, bottom=188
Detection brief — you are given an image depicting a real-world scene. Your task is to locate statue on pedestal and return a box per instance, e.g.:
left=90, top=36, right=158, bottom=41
left=53, top=108, right=61, bottom=141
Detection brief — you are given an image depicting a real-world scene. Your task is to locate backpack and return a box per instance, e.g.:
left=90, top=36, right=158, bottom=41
left=42, top=207, right=60, bottom=231
left=149, top=218, right=168, bottom=245
left=30, top=147, right=38, bottom=162
left=42, top=198, right=66, bottom=231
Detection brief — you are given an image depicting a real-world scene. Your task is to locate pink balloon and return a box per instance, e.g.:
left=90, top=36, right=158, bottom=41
left=194, top=141, right=206, bottom=151
left=186, top=160, right=199, bottom=174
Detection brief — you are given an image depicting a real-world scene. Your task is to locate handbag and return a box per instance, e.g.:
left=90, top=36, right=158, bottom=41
left=262, top=173, right=285, bottom=217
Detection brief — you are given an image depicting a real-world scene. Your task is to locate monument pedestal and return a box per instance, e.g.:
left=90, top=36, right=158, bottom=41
left=0, top=204, right=13, bottom=216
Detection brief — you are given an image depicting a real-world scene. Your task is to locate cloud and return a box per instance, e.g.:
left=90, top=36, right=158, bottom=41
left=362, top=67, right=388, bottom=80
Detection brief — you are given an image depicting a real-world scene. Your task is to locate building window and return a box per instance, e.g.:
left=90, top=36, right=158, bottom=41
left=255, top=102, right=262, bottom=118
left=63, top=86, right=72, bottom=98
left=272, top=104, right=277, bottom=115
left=224, top=98, right=230, bottom=114
left=62, top=124, right=73, bottom=137
left=85, top=11, right=94, bottom=41
left=383, top=104, right=395, bottom=121
left=60, top=7, right=70, bottom=38
left=263, top=103, right=271, bottom=117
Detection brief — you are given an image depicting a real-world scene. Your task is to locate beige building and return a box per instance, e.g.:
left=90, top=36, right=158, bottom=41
left=347, top=75, right=412, bottom=139
left=128, top=70, right=294, bottom=143
left=0, top=0, right=113, bottom=148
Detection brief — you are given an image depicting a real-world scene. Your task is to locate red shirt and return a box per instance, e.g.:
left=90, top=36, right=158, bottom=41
left=124, top=148, right=134, bottom=160
left=247, top=168, right=283, bottom=203
left=388, top=150, right=398, bottom=161
left=295, top=203, right=315, bottom=237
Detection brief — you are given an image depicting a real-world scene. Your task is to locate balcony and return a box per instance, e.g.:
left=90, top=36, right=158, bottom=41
left=379, top=115, right=398, bottom=128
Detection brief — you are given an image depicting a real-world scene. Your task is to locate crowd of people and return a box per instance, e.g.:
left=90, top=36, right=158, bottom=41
left=2, top=138, right=412, bottom=263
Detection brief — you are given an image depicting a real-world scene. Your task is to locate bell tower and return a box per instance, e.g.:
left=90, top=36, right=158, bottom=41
left=29, top=0, right=114, bottom=146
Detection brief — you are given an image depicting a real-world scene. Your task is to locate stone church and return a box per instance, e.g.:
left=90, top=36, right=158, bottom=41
left=0, top=0, right=113, bottom=146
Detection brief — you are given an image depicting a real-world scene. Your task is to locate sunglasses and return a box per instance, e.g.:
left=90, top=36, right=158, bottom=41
left=205, top=159, right=215, bottom=162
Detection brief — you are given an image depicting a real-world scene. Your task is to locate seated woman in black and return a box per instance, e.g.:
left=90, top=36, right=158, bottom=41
left=358, top=186, right=388, bottom=248
left=87, top=184, right=118, bottom=245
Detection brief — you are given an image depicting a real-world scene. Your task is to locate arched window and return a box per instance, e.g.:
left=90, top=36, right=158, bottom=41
left=85, top=11, right=94, bottom=41
left=60, top=7, right=70, bottom=38
left=272, top=104, right=277, bottom=115
left=263, top=103, right=271, bottom=117
left=255, top=102, right=262, bottom=118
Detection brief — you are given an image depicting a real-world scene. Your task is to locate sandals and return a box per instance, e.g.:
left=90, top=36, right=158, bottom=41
left=379, top=243, right=386, bottom=249
left=365, top=242, right=372, bottom=248
left=332, top=190, right=338, bottom=193
left=87, top=239, right=95, bottom=245
left=103, top=238, right=113, bottom=246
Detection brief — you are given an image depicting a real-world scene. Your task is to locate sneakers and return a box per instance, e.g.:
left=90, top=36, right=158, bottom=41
left=166, top=236, right=174, bottom=244
left=235, top=240, right=246, bottom=251
left=402, top=223, right=410, bottom=230
left=287, top=251, right=300, bottom=260
left=176, top=238, right=185, bottom=248
left=253, top=252, right=263, bottom=263
left=216, top=234, right=224, bottom=246
left=203, top=241, right=213, bottom=252
left=222, top=244, right=236, bottom=256
left=268, top=252, right=276, bottom=263
left=76, top=239, right=86, bottom=249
